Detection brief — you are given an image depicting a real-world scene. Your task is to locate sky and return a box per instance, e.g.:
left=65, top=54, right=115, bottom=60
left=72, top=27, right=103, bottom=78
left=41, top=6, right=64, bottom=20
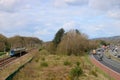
left=0, top=0, right=120, bottom=41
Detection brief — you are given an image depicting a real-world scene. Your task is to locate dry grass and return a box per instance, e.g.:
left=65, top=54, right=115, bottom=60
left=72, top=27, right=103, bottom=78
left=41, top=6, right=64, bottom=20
left=11, top=50, right=113, bottom=80
left=0, top=49, right=37, bottom=80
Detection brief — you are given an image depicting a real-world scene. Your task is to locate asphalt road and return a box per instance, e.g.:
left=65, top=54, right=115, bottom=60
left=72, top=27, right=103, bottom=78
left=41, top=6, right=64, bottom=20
left=93, top=53, right=120, bottom=73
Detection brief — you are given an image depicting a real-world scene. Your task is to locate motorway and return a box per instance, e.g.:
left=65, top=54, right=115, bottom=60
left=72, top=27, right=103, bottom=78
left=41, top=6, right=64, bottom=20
left=93, top=50, right=120, bottom=73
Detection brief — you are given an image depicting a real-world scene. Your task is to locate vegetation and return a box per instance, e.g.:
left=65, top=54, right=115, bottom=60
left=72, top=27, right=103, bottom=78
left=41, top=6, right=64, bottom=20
left=1, top=28, right=114, bottom=80
left=12, top=49, right=112, bottom=80
left=0, top=52, right=6, bottom=56
left=0, top=34, right=9, bottom=52
left=0, top=34, right=42, bottom=52
left=70, top=61, right=83, bottom=80
left=40, top=61, right=49, bottom=67
left=99, top=40, right=109, bottom=46
left=64, top=60, right=72, bottom=66
left=8, top=35, right=42, bottom=49
left=53, top=28, right=65, bottom=47
left=45, top=29, right=99, bottom=55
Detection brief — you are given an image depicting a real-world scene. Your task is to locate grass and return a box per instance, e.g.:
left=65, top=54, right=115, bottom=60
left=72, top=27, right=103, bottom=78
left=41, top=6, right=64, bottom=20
left=0, top=52, right=6, bottom=56
left=70, top=62, right=83, bottom=80
left=12, top=49, right=114, bottom=80
left=105, top=50, right=120, bottom=62
left=40, top=61, right=48, bottom=67
left=63, top=60, right=72, bottom=66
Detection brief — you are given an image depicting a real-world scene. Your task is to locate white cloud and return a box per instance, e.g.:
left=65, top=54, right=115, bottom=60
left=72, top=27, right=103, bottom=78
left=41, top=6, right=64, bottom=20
left=54, top=0, right=88, bottom=7
left=54, top=0, right=120, bottom=11
left=107, top=10, right=120, bottom=19
left=65, top=0, right=88, bottom=6
left=61, top=21, right=77, bottom=30
left=54, top=0, right=66, bottom=7
left=89, top=0, right=120, bottom=11
left=0, top=0, right=21, bottom=12
left=0, top=12, right=32, bottom=32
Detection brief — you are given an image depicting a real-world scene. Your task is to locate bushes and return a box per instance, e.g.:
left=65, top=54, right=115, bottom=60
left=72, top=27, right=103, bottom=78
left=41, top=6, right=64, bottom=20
left=91, top=70, right=98, bottom=77
left=70, top=61, right=83, bottom=80
left=90, top=68, right=98, bottom=77
left=40, top=62, right=48, bottom=67
left=44, top=29, right=100, bottom=56
left=64, top=60, right=72, bottom=66
left=57, top=30, right=89, bottom=56
left=0, top=52, right=6, bottom=56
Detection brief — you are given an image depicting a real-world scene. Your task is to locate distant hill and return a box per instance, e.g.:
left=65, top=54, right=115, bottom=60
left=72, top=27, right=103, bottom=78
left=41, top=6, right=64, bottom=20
left=0, top=34, right=7, bottom=51
left=93, top=36, right=120, bottom=44
left=8, top=36, right=42, bottom=49
left=0, top=34, right=42, bottom=51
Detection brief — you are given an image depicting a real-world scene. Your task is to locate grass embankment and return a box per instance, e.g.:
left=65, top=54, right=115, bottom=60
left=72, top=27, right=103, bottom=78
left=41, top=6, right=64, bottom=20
left=0, top=52, right=6, bottom=56
left=12, top=50, right=113, bottom=80
left=105, top=50, right=120, bottom=62
left=0, top=52, right=9, bottom=58
left=0, top=50, right=37, bottom=80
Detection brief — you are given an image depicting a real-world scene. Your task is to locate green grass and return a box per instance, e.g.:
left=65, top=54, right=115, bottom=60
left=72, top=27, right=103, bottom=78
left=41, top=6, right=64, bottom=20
left=96, top=67, right=115, bottom=80
left=70, top=62, right=83, bottom=80
left=0, top=52, right=6, bottom=56
left=40, top=61, right=48, bottom=67
left=12, top=50, right=114, bottom=80
left=63, top=60, right=72, bottom=66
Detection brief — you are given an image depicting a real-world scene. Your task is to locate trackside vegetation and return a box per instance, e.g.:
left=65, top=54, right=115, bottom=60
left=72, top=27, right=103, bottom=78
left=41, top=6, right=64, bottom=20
left=11, top=29, right=113, bottom=80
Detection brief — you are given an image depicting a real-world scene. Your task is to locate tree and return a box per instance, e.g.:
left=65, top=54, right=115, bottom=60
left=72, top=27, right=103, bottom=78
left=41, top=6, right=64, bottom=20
left=100, top=40, right=107, bottom=46
left=53, top=28, right=65, bottom=46
left=56, top=29, right=89, bottom=55
left=75, top=29, right=81, bottom=35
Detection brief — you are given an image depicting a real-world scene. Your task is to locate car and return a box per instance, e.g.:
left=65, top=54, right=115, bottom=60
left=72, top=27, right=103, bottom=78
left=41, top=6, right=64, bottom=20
left=117, top=54, right=120, bottom=58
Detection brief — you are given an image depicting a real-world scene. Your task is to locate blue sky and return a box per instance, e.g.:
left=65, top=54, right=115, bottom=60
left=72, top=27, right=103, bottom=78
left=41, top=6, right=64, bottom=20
left=0, top=0, right=120, bottom=41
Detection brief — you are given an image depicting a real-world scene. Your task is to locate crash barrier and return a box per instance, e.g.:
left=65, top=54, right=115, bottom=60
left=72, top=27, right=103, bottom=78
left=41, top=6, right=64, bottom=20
left=5, top=57, right=33, bottom=80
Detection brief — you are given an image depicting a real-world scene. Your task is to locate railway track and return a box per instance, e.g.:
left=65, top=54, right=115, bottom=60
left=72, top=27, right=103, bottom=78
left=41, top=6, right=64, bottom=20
left=0, top=57, right=17, bottom=69
left=0, top=49, right=36, bottom=69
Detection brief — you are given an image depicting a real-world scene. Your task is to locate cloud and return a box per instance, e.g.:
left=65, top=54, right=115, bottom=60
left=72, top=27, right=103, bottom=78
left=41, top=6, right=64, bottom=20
left=89, top=0, right=120, bottom=11
left=65, top=0, right=88, bottom=6
left=54, top=0, right=88, bottom=7
left=0, top=0, right=21, bottom=12
left=61, top=21, right=78, bottom=30
left=0, top=11, right=34, bottom=32
left=54, top=0, right=120, bottom=11
left=107, top=10, right=120, bottom=19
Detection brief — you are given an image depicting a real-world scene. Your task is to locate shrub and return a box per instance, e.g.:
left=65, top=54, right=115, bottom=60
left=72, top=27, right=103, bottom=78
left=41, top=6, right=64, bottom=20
left=64, top=61, right=71, bottom=66
left=41, top=57, right=45, bottom=61
left=40, top=62, right=48, bottom=67
left=76, top=61, right=80, bottom=66
left=90, top=69, right=98, bottom=77
left=40, top=50, right=50, bottom=55
left=70, top=66, right=83, bottom=80
left=35, top=58, right=39, bottom=62
left=0, top=52, right=6, bottom=56
left=69, top=61, right=83, bottom=80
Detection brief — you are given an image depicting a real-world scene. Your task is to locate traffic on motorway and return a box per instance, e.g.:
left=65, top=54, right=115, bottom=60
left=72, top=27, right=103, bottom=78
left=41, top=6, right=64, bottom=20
left=92, top=45, right=120, bottom=73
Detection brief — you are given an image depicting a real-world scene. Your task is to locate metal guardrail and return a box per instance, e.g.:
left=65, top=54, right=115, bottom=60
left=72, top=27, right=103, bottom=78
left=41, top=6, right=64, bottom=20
left=5, top=57, right=33, bottom=80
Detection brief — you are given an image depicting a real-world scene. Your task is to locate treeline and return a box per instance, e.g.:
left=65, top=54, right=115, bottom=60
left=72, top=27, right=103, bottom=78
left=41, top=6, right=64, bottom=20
left=0, top=34, right=42, bottom=52
left=44, top=28, right=100, bottom=56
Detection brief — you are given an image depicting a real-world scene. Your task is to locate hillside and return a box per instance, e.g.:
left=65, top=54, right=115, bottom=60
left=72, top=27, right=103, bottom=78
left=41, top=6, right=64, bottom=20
left=0, top=34, right=42, bottom=51
left=0, top=34, right=8, bottom=51
left=8, top=36, right=42, bottom=49
left=93, top=36, right=120, bottom=45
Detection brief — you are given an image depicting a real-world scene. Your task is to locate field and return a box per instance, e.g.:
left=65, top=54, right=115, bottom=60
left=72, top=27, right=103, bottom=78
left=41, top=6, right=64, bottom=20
left=12, top=49, right=113, bottom=80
